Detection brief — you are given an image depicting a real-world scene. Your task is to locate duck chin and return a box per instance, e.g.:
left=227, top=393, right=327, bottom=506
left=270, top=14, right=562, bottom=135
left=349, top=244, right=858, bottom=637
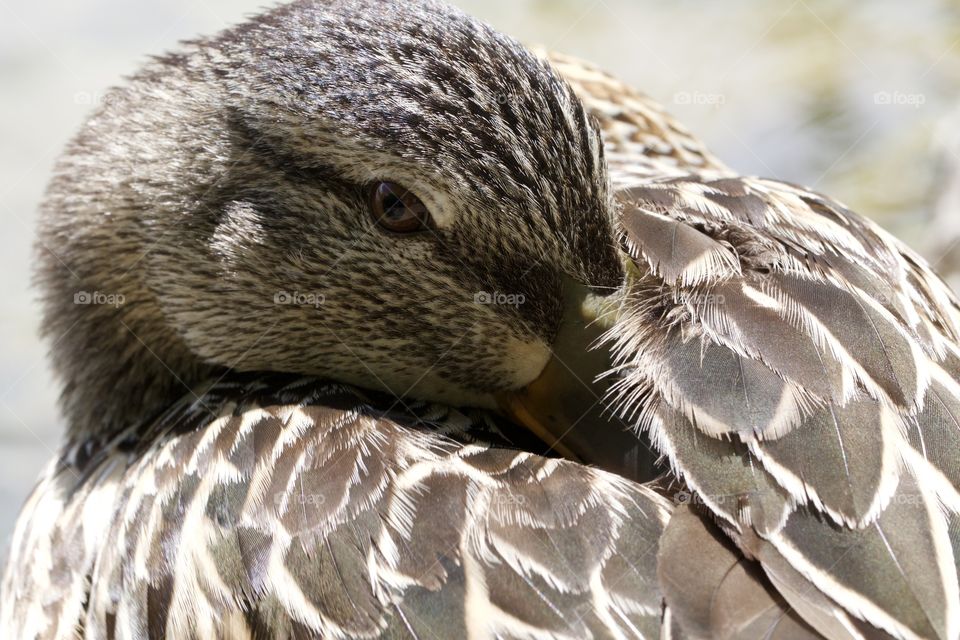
left=499, top=336, right=553, bottom=390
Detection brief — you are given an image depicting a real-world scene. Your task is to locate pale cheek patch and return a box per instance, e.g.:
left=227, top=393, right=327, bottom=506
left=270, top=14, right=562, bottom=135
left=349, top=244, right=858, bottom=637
left=502, top=337, right=552, bottom=388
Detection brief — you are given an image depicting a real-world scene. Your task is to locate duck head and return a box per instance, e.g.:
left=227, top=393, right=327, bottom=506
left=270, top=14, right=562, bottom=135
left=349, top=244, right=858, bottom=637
left=38, top=0, right=626, bottom=446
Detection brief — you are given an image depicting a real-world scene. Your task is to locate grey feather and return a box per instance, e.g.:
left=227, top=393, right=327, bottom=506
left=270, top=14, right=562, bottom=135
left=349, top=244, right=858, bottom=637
left=772, top=272, right=920, bottom=408
left=606, top=172, right=960, bottom=639
left=661, top=331, right=801, bottom=439
left=911, top=380, right=960, bottom=493
left=652, top=405, right=790, bottom=534
left=3, top=378, right=673, bottom=639
left=752, top=396, right=885, bottom=523
left=772, top=472, right=951, bottom=640
left=658, top=506, right=823, bottom=640
left=619, top=201, right=740, bottom=286
left=6, top=0, right=960, bottom=636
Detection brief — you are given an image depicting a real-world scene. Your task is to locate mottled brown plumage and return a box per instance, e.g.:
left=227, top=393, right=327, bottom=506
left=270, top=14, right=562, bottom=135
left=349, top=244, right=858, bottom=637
left=3, top=1, right=960, bottom=639
left=35, top=0, right=622, bottom=444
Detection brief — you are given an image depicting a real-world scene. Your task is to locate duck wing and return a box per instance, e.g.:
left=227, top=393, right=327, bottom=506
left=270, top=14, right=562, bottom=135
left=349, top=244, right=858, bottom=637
left=658, top=504, right=824, bottom=640
left=0, top=376, right=673, bottom=639
left=608, top=173, right=960, bottom=640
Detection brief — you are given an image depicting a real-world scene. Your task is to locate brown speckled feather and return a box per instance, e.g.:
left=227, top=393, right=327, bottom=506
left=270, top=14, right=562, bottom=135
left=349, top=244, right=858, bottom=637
left=6, top=3, right=960, bottom=638
left=2, top=377, right=671, bottom=639
left=605, top=172, right=960, bottom=639
left=657, top=506, right=822, bottom=640
left=544, top=46, right=960, bottom=640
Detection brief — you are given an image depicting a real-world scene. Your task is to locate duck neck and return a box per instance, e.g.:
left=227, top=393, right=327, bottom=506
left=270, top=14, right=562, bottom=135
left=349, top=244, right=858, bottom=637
left=36, top=176, right=220, bottom=444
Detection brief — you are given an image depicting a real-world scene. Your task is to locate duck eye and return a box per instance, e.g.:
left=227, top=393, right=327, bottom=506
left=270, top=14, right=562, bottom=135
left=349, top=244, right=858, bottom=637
left=369, top=182, right=431, bottom=233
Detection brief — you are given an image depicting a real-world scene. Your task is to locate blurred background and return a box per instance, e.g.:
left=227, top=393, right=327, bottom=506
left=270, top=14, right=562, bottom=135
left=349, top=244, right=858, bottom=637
left=1, top=0, right=959, bottom=544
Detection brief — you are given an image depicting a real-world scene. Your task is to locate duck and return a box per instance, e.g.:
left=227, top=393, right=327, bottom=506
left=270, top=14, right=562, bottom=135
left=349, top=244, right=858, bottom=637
left=2, top=0, right=958, bottom=638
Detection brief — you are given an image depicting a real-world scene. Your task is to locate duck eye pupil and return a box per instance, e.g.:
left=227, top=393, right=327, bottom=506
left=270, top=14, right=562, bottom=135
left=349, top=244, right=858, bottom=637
left=382, top=194, right=405, bottom=219
left=370, top=182, right=430, bottom=233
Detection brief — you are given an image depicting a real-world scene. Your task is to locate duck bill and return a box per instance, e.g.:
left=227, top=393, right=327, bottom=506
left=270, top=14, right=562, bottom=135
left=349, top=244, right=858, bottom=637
left=497, top=281, right=658, bottom=482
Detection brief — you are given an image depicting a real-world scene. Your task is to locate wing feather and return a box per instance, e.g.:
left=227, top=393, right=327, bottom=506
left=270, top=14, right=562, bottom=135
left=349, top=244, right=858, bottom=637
left=658, top=506, right=823, bottom=640
left=0, top=377, right=673, bottom=640
left=749, top=397, right=897, bottom=526
left=619, top=204, right=741, bottom=286
left=649, top=405, right=791, bottom=534
left=607, top=173, right=960, bottom=639
left=765, top=471, right=958, bottom=640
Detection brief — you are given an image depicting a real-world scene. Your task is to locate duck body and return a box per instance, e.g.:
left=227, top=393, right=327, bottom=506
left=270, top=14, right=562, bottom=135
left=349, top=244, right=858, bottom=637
left=4, top=376, right=671, bottom=639
left=3, top=2, right=960, bottom=639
